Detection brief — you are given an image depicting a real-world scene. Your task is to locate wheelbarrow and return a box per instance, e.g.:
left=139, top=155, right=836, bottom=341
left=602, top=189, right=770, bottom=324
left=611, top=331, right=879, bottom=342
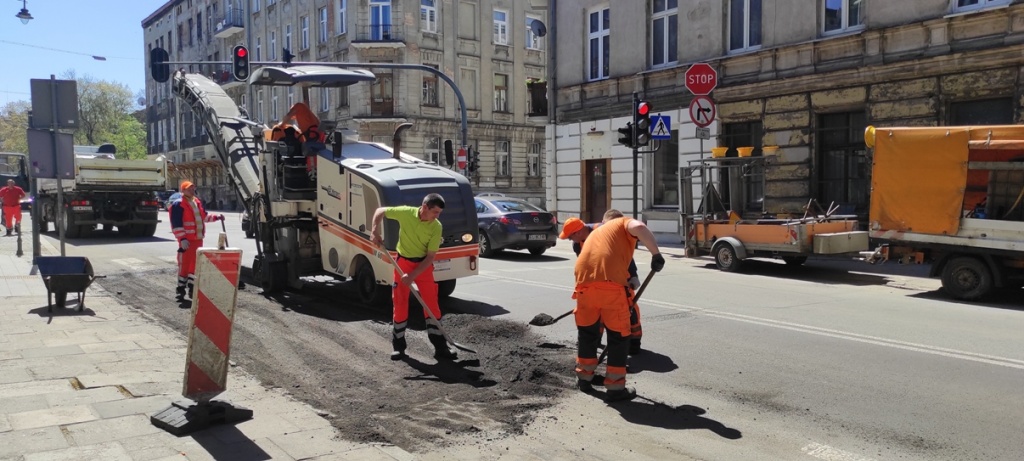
left=35, top=256, right=105, bottom=313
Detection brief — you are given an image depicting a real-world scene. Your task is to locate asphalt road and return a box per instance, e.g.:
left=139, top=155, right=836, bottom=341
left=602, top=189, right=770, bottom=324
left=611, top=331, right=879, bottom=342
left=35, top=212, right=1024, bottom=460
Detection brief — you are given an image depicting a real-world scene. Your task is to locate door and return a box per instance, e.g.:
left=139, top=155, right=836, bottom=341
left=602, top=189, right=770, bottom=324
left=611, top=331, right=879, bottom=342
left=371, top=74, right=394, bottom=116
left=583, top=159, right=609, bottom=223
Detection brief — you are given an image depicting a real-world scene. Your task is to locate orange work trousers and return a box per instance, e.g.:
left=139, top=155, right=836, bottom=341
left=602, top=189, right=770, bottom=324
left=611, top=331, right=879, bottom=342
left=2, top=205, right=21, bottom=229
left=392, top=256, right=441, bottom=324
left=177, top=238, right=203, bottom=290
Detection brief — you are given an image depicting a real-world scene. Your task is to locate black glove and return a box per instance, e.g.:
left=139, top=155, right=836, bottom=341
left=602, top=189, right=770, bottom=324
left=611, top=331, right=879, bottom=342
left=651, top=253, right=665, bottom=272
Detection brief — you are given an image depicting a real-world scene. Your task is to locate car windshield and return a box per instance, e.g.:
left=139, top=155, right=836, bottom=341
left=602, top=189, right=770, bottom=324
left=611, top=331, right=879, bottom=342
left=491, top=200, right=543, bottom=213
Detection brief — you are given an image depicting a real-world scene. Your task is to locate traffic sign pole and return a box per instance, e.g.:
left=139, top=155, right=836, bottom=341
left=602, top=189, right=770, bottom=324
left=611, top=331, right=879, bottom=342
left=632, top=92, right=639, bottom=220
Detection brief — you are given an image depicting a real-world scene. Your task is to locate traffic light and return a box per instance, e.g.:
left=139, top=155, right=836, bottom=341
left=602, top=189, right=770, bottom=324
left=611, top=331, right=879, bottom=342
left=617, top=123, right=634, bottom=148
left=283, top=48, right=296, bottom=66
left=634, top=100, right=651, bottom=147
left=150, top=47, right=170, bottom=83
left=444, top=140, right=454, bottom=166
left=232, top=45, right=250, bottom=81
left=468, top=148, right=480, bottom=172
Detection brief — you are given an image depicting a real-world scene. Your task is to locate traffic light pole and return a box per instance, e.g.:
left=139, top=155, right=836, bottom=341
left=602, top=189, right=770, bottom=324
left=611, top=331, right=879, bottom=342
left=632, top=92, right=640, bottom=220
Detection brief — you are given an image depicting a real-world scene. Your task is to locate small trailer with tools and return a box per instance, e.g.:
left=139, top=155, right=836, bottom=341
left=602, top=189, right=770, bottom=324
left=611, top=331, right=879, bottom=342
left=680, top=152, right=868, bottom=272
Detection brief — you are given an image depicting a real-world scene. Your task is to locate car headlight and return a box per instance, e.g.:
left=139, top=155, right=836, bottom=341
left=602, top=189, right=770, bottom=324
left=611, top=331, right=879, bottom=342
left=462, top=233, right=473, bottom=243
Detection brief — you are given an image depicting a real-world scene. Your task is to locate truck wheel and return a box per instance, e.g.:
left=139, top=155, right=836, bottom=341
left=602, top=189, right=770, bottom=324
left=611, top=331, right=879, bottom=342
left=782, top=256, right=807, bottom=266
left=356, top=260, right=391, bottom=306
left=39, top=219, right=48, bottom=233
left=130, top=224, right=157, bottom=237
left=941, top=256, right=993, bottom=301
left=63, top=209, right=81, bottom=238
left=714, top=242, right=743, bottom=272
left=437, top=279, right=456, bottom=299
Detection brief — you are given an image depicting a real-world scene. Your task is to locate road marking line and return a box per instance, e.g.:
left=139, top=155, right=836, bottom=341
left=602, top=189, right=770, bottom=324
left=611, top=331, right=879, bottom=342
left=480, top=273, right=1024, bottom=370
left=802, top=443, right=875, bottom=461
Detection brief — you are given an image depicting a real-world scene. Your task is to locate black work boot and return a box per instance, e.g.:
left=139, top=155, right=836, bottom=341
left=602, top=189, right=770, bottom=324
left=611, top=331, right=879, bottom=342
left=14, top=223, right=20, bottom=234
left=175, top=286, right=186, bottom=301
left=605, top=387, right=637, bottom=403
left=4, top=229, right=10, bottom=236
left=629, top=340, right=642, bottom=356
left=429, top=334, right=457, bottom=361
left=390, top=337, right=407, bottom=361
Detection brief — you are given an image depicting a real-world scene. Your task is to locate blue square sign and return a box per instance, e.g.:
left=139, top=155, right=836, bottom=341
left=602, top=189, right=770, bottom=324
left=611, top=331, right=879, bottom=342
left=650, top=115, right=671, bottom=140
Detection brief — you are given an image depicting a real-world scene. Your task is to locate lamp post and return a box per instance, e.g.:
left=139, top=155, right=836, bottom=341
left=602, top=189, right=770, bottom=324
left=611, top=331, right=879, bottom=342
left=15, top=0, right=32, bottom=24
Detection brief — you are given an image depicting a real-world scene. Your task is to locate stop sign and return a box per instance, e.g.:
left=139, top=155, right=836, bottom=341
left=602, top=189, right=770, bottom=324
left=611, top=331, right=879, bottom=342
left=457, top=148, right=467, bottom=169
left=684, top=63, right=718, bottom=95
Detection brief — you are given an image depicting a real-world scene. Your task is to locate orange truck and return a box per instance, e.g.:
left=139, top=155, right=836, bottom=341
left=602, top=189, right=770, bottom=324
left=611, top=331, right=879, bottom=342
left=865, top=125, right=1024, bottom=301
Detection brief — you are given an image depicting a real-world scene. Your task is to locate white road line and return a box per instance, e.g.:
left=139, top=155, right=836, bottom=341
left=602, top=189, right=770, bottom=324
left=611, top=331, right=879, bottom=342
left=481, top=273, right=1024, bottom=370
left=802, top=443, right=876, bottom=461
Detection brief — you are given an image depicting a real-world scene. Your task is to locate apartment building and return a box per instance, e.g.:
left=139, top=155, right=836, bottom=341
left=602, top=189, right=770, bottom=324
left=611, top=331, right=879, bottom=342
left=548, top=0, right=1024, bottom=240
left=143, top=0, right=549, bottom=207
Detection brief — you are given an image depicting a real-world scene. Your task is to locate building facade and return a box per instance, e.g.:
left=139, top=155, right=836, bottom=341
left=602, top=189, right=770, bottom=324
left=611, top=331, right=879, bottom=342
left=549, top=0, right=1024, bottom=241
left=144, top=0, right=549, bottom=207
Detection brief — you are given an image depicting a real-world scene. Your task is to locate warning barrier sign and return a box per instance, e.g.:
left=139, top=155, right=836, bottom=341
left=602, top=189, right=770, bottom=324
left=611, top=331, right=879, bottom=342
left=183, top=248, right=242, bottom=402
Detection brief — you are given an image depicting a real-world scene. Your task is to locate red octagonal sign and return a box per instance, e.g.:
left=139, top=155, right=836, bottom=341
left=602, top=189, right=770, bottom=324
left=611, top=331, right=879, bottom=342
left=685, top=63, right=718, bottom=95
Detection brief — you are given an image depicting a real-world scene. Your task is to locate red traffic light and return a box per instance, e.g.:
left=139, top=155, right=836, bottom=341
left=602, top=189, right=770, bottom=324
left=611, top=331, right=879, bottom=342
left=235, top=47, right=247, bottom=58
left=637, top=101, right=650, bottom=116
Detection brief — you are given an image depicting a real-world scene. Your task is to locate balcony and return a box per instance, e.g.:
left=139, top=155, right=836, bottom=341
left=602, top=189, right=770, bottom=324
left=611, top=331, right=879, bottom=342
left=214, top=8, right=245, bottom=39
left=352, top=24, right=405, bottom=48
left=208, top=66, right=244, bottom=89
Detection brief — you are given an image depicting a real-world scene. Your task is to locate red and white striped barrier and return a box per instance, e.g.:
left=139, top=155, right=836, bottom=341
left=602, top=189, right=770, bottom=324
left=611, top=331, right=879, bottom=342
left=183, top=248, right=242, bottom=402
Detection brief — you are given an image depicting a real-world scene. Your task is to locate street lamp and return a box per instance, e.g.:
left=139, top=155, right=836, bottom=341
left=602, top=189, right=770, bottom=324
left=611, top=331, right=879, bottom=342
left=15, top=0, right=32, bottom=24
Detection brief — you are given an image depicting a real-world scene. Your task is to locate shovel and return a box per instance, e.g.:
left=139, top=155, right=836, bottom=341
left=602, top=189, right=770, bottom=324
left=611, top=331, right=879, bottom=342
left=380, top=249, right=476, bottom=354
left=530, top=270, right=655, bottom=327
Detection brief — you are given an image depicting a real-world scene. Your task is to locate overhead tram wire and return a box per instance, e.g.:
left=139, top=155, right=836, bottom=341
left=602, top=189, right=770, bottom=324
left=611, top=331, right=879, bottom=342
left=0, top=39, right=138, bottom=61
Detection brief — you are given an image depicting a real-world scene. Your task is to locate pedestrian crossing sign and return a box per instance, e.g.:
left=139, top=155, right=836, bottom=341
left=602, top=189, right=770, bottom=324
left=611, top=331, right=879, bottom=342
left=650, top=115, right=671, bottom=140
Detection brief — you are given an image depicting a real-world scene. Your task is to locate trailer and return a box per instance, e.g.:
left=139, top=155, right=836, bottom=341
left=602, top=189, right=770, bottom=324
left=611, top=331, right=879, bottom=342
left=171, top=65, right=479, bottom=303
left=681, top=154, right=868, bottom=272
left=864, top=125, right=1024, bottom=301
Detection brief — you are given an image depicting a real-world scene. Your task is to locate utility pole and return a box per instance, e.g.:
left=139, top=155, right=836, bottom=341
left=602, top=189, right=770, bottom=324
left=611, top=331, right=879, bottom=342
left=632, top=92, right=639, bottom=219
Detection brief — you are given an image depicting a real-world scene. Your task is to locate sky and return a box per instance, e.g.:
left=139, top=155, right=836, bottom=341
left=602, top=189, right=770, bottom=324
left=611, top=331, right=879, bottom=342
left=0, top=0, right=168, bottom=107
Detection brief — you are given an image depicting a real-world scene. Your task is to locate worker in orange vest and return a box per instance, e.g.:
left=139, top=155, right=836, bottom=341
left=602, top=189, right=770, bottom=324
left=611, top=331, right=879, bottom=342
left=169, top=181, right=224, bottom=301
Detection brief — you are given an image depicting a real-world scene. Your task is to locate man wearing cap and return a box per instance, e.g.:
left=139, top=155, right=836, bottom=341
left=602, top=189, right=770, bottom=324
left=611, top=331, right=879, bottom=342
left=560, top=213, right=644, bottom=355
left=569, top=210, right=664, bottom=402
left=169, top=181, right=224, bottom=301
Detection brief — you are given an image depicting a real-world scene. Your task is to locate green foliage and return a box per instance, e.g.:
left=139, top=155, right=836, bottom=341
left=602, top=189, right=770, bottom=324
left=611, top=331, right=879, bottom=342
left=0, top=101, right=31, bottom=153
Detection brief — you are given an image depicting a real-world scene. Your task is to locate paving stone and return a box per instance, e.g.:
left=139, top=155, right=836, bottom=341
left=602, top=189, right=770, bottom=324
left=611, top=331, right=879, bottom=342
left=267, top=427, right=361, bottom=460
left=0, top=379, right=74, bottom=399
left=76, top=371, right=181, bottom=389
left=80, top=341, right=143, bottom=354
left=0, top=350, right=21, bottom=361
left=63, top=414, right=162, bottom=446
left=28, top=361, right=101, bottom=380
left=19, top=345, right=84, bottom=359
left=119, top=381, right=180, bottom=398
left=91, top=395, right=172, bottom=419
left=0, top=393, right=49, bottom=414
left=0, top=367, right=32, bottom=385
left=311, top=446, right=413, bottom=461
left=45, top=387, right=127, bottom=408
left=22, top=441, right=133, bottom=461
left=0, top=427, right=69, bottom=458
left=0, top=414, right=10, bottom=433
left=7, top=404, right=98, bottom=430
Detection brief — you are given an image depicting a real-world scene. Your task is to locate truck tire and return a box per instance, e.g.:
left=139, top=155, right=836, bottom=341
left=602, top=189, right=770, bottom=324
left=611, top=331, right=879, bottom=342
left=713, top=242, right=743, bottom=272
left=941, top=256, right=993, bottom=301
left=437, top=279, right=456, bottom=299
left=130, top=224, right=157, bottom=237
left=63, top=209, right=81, bottom=238
left=39, top=219, right=48, bottom=233
left=356, top=260, right=391, bottom=306
left=782, top=256, right=807, bottom=266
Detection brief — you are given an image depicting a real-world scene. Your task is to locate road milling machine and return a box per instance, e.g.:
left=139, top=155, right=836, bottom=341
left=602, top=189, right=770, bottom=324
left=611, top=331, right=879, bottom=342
left=170, top=65, right=479, bottom=304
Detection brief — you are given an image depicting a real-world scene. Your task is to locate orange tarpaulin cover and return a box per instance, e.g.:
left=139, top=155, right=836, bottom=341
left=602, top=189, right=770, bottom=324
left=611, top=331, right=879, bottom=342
left=869, top=127, right=969, bottom=235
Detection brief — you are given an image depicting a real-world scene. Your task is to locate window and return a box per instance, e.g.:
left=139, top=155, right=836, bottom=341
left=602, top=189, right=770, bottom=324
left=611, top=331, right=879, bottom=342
left=197, top=13, right=203, bottom=41
left=270, top=32, right=277, bottom=60
left=240, top=94, right=247, bottom=113
left=824, top=0, right=863, bottom=34
left=652, top=0, right=678, bottom=67
left=460, top=68, right=478, bottom=109
left=459, top=2, right=477, bottom=39
left=257, top=89, right=264, bottom=122
left=426, top=137, right=441, bottom=164
left=422, top=0, right=438, bottom=33
left=496, top=141, right=510, bottom=177
left=525, top=16, right=543, bottom=50
left=949, top=98, right=1013, bottom=125
left=253, top=0, right=260, bottom=13
left=729, top=0, right=762, bottom=52
left=721, top=122, right=763, bottom=211
left=371, top=0, right=392, bottom=40
left=493, top=74, right=509, bottom=112
left=272, top=89, right=279, bottom=120
left=287, top=87, right=294, bottom=109
left=527, top=143, right=541, bottom=177
left=285, top=24, right=292, bottom=53
left=954, top=0, right=1010, bottom=13
left=319, top=88, right=331, bottom=112
left=188, top=19, right=194, bottom=47
left=817, top=112, right=869, bottom=216
left=336, top=0, right=347, bottom=35
left=255, top=37, right=262, bottom=61
left=301, top=16, right=309, bottom=49
left=422, top=64, right=439, bottom=106
left=588, top=7, right=610, bottom=81
left=319, top=7, right=329, bottom=43
left=493, top=10, right=509, bottom=45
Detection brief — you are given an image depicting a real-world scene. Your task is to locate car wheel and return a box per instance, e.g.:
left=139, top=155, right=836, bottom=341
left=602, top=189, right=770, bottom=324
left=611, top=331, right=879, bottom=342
left=437, top=279, right=456, bottom=299
left=941, top=256, right=992, bottom=301
left=713, top=243, right=743, bottom=272
left=528, top=247, right=546, bottom=256
left=479, top=231, right=496, bottom=258
left=356, top=259, right=391, bottom=306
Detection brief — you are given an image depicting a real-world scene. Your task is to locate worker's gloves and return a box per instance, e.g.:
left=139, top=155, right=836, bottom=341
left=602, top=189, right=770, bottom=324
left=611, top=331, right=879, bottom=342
left=628, top=276, right=641, bottom=290
left=650, top=253, right=665, bottom=273
left=179, top=239, right=190, bottom=250
left=218, top=214, right=226, bottom=221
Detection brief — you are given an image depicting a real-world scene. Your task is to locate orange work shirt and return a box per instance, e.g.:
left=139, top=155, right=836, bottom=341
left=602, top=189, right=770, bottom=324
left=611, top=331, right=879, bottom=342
left=574, top=217, right=637, bottom=287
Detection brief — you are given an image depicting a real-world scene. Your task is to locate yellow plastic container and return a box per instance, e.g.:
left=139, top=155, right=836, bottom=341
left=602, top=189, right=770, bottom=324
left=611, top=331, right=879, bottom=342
left=762, top=146, right=780, bottom=155
left=737, top=147, right=754, bottom=157
left=711, top=147, right=729, bottom=158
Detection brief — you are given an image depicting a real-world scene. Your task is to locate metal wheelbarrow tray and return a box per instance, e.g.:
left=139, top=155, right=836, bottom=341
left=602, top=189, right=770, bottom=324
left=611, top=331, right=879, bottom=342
left=35, top=256, right=105, bottom=312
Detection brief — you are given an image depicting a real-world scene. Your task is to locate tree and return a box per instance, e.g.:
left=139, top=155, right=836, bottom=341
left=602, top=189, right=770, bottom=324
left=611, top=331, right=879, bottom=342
left=71, top=74, right=135, bottom=146
left=0, top=101, right=30, bottom=153
left=111, top=115, right=147, bottom=160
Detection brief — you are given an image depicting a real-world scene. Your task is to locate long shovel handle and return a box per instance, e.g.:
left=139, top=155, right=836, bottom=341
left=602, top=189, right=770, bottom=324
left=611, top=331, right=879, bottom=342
left=380, top=249, right=476, bottom=354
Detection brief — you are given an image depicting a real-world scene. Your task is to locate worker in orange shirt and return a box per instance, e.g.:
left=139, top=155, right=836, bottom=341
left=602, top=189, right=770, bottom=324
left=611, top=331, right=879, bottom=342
left=0, top=179, right=26, bottom=236
left=169, top=181, right=224, bottom=301
left=572, top=210, right=664, bottom=403
left=271, top=102, right=324, bottom=175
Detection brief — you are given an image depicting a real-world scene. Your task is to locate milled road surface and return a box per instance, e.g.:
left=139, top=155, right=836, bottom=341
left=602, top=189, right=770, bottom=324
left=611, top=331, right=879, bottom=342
left=100, top=268, right=576, bottom=452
